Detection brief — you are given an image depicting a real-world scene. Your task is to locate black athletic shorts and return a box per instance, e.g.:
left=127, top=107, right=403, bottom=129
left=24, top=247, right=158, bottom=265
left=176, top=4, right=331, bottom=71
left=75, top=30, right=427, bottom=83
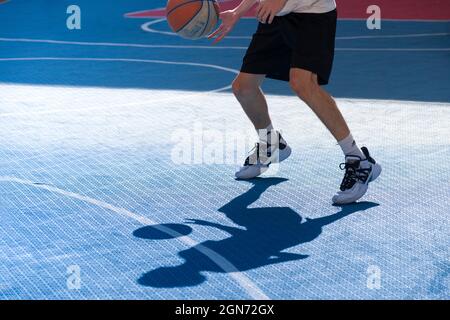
left=240, top=9, right=337, bottom=85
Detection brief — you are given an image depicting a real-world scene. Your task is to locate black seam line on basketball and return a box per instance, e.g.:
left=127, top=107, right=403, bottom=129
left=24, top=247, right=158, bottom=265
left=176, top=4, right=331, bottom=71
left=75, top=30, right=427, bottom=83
left=166, top=0, right=215, bottom=17
left=199, top=0, right=211, bottom=37
left=175, top=0, right=205, bottom=33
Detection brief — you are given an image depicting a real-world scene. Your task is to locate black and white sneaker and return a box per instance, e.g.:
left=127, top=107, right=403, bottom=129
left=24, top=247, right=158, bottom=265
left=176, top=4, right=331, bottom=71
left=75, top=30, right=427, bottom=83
left=235, top=131, right=291, bottom=180
left=332, top=147, right=382, bottom=204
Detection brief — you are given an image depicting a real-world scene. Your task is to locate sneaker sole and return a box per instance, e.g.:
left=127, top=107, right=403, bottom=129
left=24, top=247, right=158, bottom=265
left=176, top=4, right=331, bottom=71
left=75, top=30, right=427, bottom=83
left=235, top=145, right=292, bottom=180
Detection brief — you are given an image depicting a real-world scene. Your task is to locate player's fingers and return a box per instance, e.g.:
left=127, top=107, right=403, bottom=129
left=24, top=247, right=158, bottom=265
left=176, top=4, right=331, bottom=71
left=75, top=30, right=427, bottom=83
left=212, top=35, right=223, bottom=44
left=211, top=29, right=223, bottom=43
left=268, top=11, right=275, bottom=24
left=257, top=9, right=265, bottom=22
left=260, top=10, right=270, bottom=24
left=212, top=32, right=226, bottom=44
left=208, top=30, right=218, bottom=39
left=256, top=5, right=265, bottom=21
left=207, top=31, right=216, bottom=39
left=256, top=4, right=263, bottom=17
left=212, top=28, right=230, bottom=44
left=208, top=25, right=224, bottom=39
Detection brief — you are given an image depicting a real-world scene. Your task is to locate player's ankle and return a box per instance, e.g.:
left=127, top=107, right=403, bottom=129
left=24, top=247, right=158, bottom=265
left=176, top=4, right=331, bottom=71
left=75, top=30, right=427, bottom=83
left=256, top=123, right=275, bottom=144
left=338, top=133, right=364, bottom=159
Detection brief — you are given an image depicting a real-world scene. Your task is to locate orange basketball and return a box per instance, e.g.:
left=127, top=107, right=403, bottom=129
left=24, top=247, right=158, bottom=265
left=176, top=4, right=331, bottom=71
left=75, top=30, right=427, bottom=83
left=166, top=0, right=220, bottom=40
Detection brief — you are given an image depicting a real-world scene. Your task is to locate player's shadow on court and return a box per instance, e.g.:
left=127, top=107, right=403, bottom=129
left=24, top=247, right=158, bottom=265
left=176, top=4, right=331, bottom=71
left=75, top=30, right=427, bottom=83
left=134, top=177, right=379, bottom=288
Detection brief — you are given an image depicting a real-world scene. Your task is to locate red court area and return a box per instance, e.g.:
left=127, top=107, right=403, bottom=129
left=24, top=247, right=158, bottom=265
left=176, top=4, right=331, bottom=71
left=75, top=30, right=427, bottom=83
left=125, top=0, right=450, bottom=20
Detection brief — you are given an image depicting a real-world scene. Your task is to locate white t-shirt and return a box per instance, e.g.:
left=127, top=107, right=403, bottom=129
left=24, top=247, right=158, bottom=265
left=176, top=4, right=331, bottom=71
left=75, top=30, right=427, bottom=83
left=276, top=0, right=337, bottom=16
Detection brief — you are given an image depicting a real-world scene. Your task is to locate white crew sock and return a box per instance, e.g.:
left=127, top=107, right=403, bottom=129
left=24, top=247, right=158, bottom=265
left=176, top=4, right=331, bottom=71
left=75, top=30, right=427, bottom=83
left=338, top=133, right=365, bottom=159
left=256, top=123, right=274, bottom=144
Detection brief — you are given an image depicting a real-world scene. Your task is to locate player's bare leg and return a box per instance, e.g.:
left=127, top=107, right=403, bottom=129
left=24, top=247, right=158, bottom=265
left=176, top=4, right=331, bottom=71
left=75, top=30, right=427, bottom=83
left=289, top=68, right=381, bottom=204
left=289, top=68, right=350, bottom=141
left=232, top=72, right=270, bottom=130
left=232, top=72, right=292, bottom=179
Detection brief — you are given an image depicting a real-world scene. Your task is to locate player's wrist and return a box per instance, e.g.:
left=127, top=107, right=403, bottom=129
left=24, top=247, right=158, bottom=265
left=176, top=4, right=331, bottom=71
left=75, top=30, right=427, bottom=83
left=232, top=8, right=244, bottom=19
left=234, top=0, right=258, bottom=18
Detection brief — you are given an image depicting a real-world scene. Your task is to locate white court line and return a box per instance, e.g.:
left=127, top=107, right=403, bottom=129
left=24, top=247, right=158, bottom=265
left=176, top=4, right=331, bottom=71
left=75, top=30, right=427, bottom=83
left=0, top=36, right=448, bottom=51
left=139, top=17, right=255, bottom=39
left=0, top=176, right=270, bottom=300
left=0, top=57, right=237, bottom=118
left=0, top=37, right=247, bottom=50
left=124, top=8, right=166, bottom=18
left=0, top=55, right=448, bottom=118
left=0, top=87, right=232, bottom=118
left=0, top=57, right=239, bottom=74
left=0, top=86, right=234, bottom=118
left=126, top=11, right=450, bottom=22
left=141, top=18, right=450, bottom=40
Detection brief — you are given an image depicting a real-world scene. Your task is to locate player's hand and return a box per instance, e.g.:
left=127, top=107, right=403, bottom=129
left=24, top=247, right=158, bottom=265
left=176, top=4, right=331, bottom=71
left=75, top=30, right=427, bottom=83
left=257, top=0, right=287, bottom=24
left=208, top=10, right=240, bottom=44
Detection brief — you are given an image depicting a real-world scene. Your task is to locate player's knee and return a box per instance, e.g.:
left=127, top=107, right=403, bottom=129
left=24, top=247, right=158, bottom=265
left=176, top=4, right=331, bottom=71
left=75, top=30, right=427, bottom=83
left=232, top=77, right=258, bottom=99
left=289, top=73, right=317, bottom=102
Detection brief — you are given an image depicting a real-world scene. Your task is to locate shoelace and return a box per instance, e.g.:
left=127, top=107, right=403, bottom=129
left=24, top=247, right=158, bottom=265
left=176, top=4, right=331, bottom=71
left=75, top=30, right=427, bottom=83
left=339, top=161, right=371, bottom=191
left=244, top=143, right=260, bottom=166
left=243, top=132, right=284, bottom=166
left=244, top=141, right=275, bottom=166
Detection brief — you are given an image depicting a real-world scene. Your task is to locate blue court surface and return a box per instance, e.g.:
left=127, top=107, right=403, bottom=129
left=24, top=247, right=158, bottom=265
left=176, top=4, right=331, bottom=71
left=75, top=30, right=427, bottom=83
left=0, top=0, right=449, bottom=299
